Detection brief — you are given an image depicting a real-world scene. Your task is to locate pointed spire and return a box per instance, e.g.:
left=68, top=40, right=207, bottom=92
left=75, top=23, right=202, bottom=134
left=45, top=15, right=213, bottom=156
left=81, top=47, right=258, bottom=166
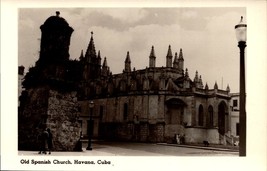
left=79, top=50, right=84, bottom=60
left=97, top=50, right=101, bottom=58
left=167, top=45, right=172, bottom=57
left=194, top=71, right=199, bottom=82
left=150, top=46, right=156, bottom=57
left=199, top=75, right=203, bottom=85
left=97, top=50, right=102, bottom=65
left=103, top=57, right=107, bottom=67
left=178, top=48, right=184, bottom=61
left=173, top=52, right=179, bottom=69
left=199, top=75, right=203, bottom=88
left=174, top=52, right=178, bottom=60
left=101, top=56, right=109, bottom=77
left=85, top=31, right=96, bottom=57
left=124, top=51, right=131, bottom=72
left=226, top=84, right=230, bottom=92
left=149, top=46, right=156, bottom=68
left=185, top=68, right=189, bottom=77
left=125, top=51, right=131, bottom=63
left=214, top=81, right=218, bottom=89
left=205, top=82, right=209, bottom=90
left=166, top=45, right=173, bottom=67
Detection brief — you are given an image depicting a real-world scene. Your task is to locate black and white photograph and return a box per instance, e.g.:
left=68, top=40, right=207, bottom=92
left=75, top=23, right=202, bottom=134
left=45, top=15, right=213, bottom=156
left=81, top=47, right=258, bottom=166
left=1, top=1, right=267, bottom=171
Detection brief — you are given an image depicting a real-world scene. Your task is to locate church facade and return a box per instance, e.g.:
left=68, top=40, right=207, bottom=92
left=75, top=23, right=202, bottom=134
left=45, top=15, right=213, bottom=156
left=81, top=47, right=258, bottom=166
left=19, top=12, right=232, bottom=151
left=78, top=32, right=232, bottom=144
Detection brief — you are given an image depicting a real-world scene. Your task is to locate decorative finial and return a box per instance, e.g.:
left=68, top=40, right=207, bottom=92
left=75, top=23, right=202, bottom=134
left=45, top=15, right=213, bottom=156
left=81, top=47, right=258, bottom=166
left=205, top=83, right=209, bottom=90
left=56, top=11, right=60, bottom=17
left=241, top=16, right=243, bottom=22
left=91, top=31, right=93, bottom=36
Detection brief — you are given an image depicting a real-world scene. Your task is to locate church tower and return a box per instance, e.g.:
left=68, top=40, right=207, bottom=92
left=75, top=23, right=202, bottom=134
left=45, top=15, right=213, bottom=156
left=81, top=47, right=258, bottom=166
left=83, top=32, right=101, bottom=80
left=166, top=45, right=173, bottom=67
left=149, top=46, right=156, bottom=68
left=38, top=11, right=73, bottom=64
left=124, top=51, right=131, bottom=73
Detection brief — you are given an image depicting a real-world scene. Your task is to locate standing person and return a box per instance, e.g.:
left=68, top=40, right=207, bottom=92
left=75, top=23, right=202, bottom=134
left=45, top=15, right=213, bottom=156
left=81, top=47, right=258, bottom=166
left=38, top=128, right=49, bottom=154
left=47, top=128, right=53, bottom=154
left=37, top=130, right=43, bottom=154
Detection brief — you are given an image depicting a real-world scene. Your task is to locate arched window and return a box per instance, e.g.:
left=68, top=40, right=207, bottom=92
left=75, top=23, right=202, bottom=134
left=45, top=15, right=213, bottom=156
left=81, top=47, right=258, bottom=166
left=208, top=105, right=214, bottom=127
left=123, top=103, right=128, bottom=121
left=198, top=105, right=204, bottom=126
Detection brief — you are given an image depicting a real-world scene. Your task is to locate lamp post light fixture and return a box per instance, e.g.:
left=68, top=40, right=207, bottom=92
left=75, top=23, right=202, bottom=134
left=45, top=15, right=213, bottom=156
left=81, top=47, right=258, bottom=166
left=86, top=100, right=94, bottom=150
left=235, top=16, right=247, bottom=156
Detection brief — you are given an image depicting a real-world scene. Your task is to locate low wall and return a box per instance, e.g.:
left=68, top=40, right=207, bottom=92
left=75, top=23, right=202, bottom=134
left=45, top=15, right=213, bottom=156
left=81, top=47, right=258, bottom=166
left=206, top=128, right=219, bottom=144
left=185, top=127, right=219, bottom=144
left=185, top=127, right=206, bottom=143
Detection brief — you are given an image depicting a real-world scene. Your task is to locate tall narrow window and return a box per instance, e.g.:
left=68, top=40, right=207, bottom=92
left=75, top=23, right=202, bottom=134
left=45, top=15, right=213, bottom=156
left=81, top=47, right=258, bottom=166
left=123, top=103, right=128, bottom=120
left=208, top=106, right=214, bottom=127
left=198, top=105, right=204, bottom=126
left=233, top=99, right=238, bottom=107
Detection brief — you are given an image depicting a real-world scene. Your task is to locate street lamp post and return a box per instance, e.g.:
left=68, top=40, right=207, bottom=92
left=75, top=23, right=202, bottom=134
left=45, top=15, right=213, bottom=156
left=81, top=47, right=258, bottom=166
left=235, top=16, right=247, bottom=156
left=86, top=101, right=94, bottom=150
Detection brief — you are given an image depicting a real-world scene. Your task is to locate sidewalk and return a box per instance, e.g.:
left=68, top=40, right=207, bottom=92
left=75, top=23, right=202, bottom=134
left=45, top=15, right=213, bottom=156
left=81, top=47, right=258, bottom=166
left=18, top=141, right=239, bottom=156
left=157, top=143, right=239, bottom=152
left=18, top=148, right=116, bottom=156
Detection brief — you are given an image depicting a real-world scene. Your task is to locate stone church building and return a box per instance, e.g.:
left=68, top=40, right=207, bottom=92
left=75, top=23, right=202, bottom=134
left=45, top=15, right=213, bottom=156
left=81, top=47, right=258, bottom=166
left=18, top=12, right=232, bottom=151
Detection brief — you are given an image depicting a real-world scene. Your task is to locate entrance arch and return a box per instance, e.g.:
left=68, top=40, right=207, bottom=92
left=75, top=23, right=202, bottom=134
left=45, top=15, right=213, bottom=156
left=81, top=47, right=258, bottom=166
left=218, top=101, right=228, bottom=135
left=165, top=98, right=186, bottom=125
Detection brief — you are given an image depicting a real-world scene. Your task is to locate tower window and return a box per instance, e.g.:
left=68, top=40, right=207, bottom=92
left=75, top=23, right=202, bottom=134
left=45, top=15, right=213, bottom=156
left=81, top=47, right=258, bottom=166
left=233, top=99, right=238, bottom=107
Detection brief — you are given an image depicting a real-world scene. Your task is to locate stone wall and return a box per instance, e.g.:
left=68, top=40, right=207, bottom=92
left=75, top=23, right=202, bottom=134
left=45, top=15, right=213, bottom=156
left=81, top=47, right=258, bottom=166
left=139, top=122, right=148, bottom=142
left=185, top=127, right=207, bottom=143
left=184, top=127, right=219, bottom=144
left=18, top=87, right=81, bottom=151
left=206, top=128, right=219, bottom=144
left=46, top=90, right=81, bottom=151
left=18, top=87, right=49, bottom=150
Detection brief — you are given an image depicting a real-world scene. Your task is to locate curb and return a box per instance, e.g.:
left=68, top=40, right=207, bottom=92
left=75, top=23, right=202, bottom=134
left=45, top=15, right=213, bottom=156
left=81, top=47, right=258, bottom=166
left=157, top=143, right=239, bottom=152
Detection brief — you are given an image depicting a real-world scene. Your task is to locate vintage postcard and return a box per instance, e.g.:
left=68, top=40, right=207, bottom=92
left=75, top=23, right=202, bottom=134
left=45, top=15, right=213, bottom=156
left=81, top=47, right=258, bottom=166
left=1, top=0, right=267, bottom=171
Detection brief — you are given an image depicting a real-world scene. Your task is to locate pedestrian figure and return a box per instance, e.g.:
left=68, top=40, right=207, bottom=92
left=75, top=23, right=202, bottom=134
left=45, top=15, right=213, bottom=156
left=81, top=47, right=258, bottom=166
left=37, top=130, right=43, bottom=154
left=47, top=128, right=53, bottom=154
left=38, top=128, right=49, bottom=154
left=176, top=134, right=180, bottom=144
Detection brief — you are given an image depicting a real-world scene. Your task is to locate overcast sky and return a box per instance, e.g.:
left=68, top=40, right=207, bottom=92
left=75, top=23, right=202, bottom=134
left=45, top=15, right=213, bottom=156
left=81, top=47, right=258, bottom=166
left=18, top=8, right=246, bottom=93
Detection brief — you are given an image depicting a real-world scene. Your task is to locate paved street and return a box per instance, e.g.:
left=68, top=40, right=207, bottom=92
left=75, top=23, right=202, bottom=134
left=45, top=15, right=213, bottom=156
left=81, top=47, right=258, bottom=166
left=18, top=141, right=238, bottom=156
